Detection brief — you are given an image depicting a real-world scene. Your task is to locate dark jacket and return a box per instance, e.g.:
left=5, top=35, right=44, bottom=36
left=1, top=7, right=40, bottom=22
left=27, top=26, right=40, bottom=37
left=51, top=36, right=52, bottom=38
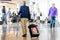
left=18, top=5, right=31, bottom=20
left=2, top=8, right=6, bottom=15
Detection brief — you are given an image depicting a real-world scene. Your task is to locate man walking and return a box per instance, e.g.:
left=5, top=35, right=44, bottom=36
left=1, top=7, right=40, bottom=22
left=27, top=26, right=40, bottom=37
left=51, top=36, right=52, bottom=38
left=18, top=1, right=31, bottom=37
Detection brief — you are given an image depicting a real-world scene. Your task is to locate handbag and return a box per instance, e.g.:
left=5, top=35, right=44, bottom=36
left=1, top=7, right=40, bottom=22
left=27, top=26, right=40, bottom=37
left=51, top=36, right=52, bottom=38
left=48, top=20, right=50, bottom=23
left=47, top=18, right=50, bottom=23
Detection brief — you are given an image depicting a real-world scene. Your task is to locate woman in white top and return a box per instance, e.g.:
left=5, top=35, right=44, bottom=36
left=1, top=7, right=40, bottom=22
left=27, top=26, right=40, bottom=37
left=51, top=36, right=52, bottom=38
left=7, top=8, right=11, bottom=24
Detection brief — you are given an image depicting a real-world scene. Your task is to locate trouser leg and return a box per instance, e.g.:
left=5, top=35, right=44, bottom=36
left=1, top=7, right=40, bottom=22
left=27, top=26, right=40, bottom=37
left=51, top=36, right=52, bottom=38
left=21, top=18, right=28, bottom=35
left=4, top=15, right=7, bottom=24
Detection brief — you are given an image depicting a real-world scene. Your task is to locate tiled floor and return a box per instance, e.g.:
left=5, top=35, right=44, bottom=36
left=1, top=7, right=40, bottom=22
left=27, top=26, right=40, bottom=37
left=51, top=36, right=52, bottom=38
left=0, top=22, right=60, bottom=40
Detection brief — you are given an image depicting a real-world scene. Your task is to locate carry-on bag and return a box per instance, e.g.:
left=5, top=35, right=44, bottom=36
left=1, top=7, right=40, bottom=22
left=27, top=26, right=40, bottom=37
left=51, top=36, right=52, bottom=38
left=28, top=24, right=39, bottom=38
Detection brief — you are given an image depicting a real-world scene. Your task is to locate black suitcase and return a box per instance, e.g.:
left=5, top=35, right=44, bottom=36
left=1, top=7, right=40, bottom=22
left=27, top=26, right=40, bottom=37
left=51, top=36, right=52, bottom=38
left=28, top=24, right=39, bottom=38
left=0, top=21, right=3, bottom=25
left=11, top=17, right=17, bottom=23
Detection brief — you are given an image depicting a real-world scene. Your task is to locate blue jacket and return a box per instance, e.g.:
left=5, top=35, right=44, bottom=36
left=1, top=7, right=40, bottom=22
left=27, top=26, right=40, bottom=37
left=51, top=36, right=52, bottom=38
left=2, top=8, right=6, bottom=15
left=18, top=5, right=31, bottom=20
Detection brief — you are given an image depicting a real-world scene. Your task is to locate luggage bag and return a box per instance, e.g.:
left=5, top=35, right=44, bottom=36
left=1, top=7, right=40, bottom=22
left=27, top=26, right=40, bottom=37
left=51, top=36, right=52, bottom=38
left=28, top=24, right=39, bottom=38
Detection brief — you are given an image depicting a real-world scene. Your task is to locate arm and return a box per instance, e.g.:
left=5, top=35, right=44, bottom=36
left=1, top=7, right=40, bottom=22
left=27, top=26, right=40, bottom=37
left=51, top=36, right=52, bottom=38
left=56, top=8, right=58, bottom=16
left=48, top=8, right=51, bottom=16
left=28, top=7, right=31, bottom=20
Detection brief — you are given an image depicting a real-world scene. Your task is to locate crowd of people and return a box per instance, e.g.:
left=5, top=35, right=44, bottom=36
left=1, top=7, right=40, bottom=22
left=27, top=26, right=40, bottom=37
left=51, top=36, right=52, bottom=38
left=0, top=1, right=58, bottom=39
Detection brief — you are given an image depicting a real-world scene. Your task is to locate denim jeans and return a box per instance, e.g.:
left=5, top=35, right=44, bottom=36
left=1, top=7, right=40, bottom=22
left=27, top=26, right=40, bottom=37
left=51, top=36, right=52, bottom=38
left=50, top=17, right=55, bottom=28
left=33, top=13, right=36, bottom=22
left=2, top=14, right=7, bottom=24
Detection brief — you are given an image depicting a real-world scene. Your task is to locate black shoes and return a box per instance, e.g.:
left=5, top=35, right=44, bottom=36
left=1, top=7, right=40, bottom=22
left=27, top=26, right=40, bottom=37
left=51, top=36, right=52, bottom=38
left=22, top=34, right=27, bottom=37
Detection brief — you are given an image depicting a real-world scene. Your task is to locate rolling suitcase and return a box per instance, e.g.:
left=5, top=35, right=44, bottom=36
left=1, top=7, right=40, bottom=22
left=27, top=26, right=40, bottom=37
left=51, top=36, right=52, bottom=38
left=28, top=24, right=39, bottom=38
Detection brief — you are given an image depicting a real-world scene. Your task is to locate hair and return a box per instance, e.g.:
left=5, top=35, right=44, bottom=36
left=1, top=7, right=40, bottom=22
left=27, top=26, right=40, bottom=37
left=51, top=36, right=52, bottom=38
left=23, top=1, right=26, bottom=5
left=3, top=6, right=5, bottom=8
left=52, top=3, right=55, bottom=5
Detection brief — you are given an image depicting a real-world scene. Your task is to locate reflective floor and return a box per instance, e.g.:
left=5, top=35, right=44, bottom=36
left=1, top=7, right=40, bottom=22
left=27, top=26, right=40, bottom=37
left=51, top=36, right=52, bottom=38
left=0, top=21, right=60, bottom=40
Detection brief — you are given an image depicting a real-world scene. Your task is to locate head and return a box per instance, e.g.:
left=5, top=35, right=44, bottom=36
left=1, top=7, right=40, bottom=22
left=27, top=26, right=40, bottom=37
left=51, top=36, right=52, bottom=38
left=3, top=6, right=5, bottom=8
left=52, top=3, right=55, bottom=8
left=23, top=1, right=26, bottom=6
left=8, top=8, right=10, bottom=11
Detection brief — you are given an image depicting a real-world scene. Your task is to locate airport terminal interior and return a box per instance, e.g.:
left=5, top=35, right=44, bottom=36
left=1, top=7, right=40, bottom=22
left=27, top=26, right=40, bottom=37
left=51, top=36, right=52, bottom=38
left=0, top=0, right=60, bottom=40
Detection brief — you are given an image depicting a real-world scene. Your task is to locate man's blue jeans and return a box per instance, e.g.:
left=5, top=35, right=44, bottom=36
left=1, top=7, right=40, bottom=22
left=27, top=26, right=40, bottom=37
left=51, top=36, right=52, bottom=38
left=2, top=14, right=7, bottom=24
left=50, top=17, right=55, bottom=28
